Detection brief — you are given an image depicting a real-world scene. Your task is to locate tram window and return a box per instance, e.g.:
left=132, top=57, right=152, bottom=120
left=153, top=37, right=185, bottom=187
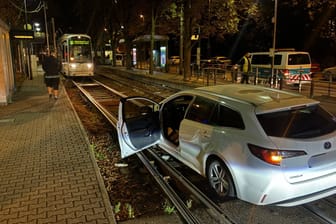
left=60, top=43, right=68, bottom=62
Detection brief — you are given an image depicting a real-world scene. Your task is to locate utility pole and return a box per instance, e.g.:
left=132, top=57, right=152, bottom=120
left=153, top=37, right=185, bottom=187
left=24, top=0, right=32, bottom=79
left=271, top=0, right=278, bottom=87
left=149, top=4, right=155, bottom=75
left=43, top=1, right=50, bottom=54
left=51, top=17, right=57, bottom=54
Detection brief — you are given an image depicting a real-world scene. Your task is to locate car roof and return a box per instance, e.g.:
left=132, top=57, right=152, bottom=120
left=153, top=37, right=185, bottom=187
left=190, top=84, right=318, bottom=114
left=213, top=56, right=229, bottom=59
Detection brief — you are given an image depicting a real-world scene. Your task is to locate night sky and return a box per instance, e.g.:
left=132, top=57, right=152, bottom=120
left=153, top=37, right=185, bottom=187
left=28, top=0, right=80, bottom=34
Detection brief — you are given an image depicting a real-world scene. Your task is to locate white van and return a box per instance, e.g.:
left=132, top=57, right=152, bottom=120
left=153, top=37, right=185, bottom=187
left=250, top=50, right=311, bottom=84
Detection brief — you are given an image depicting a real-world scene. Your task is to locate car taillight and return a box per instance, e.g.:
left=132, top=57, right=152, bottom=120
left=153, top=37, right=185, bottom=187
left=248, top=144, right=306, bottom=166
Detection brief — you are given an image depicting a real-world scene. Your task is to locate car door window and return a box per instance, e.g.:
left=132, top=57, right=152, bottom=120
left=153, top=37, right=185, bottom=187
left=162, top=95, right=193, bottom=145
left=185, top=97, right=216, bottom=124
left=210, top=104, right=245, bottom=129
left=122, top=98, right=160, bottom=149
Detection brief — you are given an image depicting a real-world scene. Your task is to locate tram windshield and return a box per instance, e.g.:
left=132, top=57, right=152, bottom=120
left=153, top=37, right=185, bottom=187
left=69, top=37, right=92, bottom=62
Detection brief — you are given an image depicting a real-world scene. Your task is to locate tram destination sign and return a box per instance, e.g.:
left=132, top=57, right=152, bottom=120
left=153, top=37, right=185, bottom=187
left=70, top=40, right=90, bottom=45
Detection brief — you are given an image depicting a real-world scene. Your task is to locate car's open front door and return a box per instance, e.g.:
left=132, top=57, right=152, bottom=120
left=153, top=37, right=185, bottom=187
left=117, top=97, right=160, bottom=158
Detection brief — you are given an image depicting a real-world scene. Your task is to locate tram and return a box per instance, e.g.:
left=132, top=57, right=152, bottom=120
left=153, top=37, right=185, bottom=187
left=58, top=34, right=94, bottom=77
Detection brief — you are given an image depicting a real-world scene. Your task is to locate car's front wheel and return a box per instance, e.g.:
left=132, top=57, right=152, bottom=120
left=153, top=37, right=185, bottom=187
left=207, top=159, right=235, bottom=199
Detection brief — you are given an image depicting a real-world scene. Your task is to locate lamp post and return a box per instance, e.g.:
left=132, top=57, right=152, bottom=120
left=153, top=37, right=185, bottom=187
left=139, top=14, right=144, bottom=23
left=43, top=1, right=50, bottom=54
left=23, top=0, right=32, bottom=79
left=270, top=0, right=278, bottom=87
left=207, top=0, right=211, bottom=58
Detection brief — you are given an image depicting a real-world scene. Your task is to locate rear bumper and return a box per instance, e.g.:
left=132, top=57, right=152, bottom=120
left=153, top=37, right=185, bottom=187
left=274, top=185, right=336, bottom=206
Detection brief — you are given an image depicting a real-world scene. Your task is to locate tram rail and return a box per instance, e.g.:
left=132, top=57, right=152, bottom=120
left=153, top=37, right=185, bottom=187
left=71, top=78, right=234, bottom=224
left=301, top=197, right=336, bottom=224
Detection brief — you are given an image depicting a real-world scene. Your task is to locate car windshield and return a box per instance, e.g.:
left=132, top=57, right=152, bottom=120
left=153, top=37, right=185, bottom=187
left=257, top=104, right=336, bottom=138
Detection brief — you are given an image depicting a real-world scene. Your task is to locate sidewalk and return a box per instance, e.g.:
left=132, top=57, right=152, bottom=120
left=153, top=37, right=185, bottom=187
left=0, top=72, right=115, bottom=223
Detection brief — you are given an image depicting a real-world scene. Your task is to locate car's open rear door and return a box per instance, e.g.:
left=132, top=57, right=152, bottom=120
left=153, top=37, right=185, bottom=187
left=117, top=97, right=160, bottom=158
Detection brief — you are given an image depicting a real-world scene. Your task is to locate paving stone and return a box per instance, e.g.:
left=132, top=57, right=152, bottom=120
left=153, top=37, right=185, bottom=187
left=0, top=75, right=115, bottom=223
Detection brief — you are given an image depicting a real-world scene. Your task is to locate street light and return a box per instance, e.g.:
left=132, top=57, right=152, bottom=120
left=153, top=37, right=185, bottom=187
left=271, top=0, right=278, bottom=87
left=139, top=14, right=144, bottom=23
left=34, top=23, right=41, bottom=32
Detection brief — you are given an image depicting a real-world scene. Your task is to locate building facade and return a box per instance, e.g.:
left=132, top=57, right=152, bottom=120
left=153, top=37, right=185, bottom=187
left=0, top=19, right=14, bottom=105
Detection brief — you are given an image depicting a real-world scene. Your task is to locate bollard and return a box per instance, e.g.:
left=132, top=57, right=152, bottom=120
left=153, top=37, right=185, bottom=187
left=214, top=68, right=216, bottom=85
left=298, top=69, right=303, bottom=93
left=207, top=69, right=209, bottom=86
left=310, top=80, right=314, bottom=98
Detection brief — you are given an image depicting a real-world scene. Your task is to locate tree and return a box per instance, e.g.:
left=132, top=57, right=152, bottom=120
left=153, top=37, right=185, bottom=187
left=168, top=0, right=257, bottom=80
left=274, top=0, right=336, bottom=65
left=143, top=0, right=174, bottom=75
left=0, top=0, right=45, bottom=29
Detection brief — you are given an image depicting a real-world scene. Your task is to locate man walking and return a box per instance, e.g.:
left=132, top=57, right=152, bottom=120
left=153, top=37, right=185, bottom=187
left=42, top=52, right=61, bottom=100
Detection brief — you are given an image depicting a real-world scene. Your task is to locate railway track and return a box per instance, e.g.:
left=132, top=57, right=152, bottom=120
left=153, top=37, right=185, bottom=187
left=71, top=78, right=235, bottom=223
left=67, top=72, right=336, bottom=224
left=302, top=197, right=336, bottom=224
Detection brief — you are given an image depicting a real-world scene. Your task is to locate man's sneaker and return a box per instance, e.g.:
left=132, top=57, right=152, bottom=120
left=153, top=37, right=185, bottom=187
left=54, top=96, right=58, bottom=100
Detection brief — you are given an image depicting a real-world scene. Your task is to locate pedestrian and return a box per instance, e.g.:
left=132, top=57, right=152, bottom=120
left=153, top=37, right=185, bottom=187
left=42, top=51, right=61, bottom=100
left=239, top=52, right=251, bottom=84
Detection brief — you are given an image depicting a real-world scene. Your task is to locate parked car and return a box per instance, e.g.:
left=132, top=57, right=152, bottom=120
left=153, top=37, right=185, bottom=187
left=322, top=66, right=336, bottom=80
left=117, top=84, right=336, bottom=206
left=200, top=59, right=213, bottom=68
left=211, top=56, right=232, bottom=65
left=169, top=56, right=180, bottom=65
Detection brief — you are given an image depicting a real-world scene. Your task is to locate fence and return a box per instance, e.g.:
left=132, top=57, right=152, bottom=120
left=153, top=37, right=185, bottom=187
left=190, top=65, right=336, bottom=99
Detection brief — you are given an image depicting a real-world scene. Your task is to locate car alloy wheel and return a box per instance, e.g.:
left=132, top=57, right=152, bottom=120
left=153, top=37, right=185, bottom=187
left=207, top=159, right=235, bottom=198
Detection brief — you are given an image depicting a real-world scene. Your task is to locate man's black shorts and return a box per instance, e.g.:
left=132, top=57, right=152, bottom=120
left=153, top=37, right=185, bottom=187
left=45, top=77, right=60, bottom=90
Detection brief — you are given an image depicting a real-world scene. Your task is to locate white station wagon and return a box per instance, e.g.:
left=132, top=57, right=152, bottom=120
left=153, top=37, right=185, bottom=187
left=117, top=84, right=336, bottom=206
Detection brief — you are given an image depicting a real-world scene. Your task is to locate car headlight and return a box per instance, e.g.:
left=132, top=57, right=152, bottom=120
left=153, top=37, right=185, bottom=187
left=70, top=63, right=77, bottom=69
left=87, top=63, right=93, bottom=69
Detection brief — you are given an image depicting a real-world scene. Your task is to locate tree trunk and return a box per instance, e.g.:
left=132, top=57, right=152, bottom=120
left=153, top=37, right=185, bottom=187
left=124, top=37, right=133, bottom=70
left=179, top=3, right=184, bottom=77
left=183, top=0, right=192, bottom=80
left=149, top=6, right=155, bottom=75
